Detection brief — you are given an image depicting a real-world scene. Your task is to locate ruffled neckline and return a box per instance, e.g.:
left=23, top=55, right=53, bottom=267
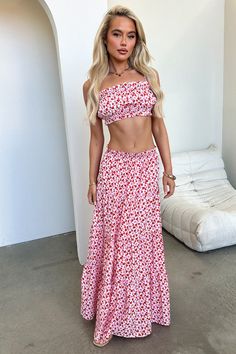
left=99, top=78, right=149, bottom=96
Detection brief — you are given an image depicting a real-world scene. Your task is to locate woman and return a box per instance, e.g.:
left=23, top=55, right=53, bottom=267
left=80, top=5, right=176, bottom=347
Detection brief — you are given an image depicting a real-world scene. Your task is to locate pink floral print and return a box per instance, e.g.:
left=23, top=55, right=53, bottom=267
left=80, top=145, right=171, bottom=345
left=97, top=79, right=157, bottom=125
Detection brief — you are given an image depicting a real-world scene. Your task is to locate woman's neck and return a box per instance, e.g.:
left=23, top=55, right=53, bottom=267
left=108, top=60, right=129, bottom=75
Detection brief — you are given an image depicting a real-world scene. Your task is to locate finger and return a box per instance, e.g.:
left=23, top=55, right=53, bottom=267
left=163, top=180, right=168, bottom=195
left=163, top=181, right=171, bottom=198
left=165, top=183, right=175, bottom=197
left=88, top=191, right=93, bottom=205
left=171, top=182, right=175, bottom=194
left=93, top=192, right=97, bottom=206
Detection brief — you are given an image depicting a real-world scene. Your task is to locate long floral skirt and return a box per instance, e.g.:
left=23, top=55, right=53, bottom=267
left=80, top=144, right=171, bottom=344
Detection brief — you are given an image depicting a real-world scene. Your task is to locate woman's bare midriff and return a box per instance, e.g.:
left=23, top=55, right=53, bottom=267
left=106, top=115, right=156, bottom=153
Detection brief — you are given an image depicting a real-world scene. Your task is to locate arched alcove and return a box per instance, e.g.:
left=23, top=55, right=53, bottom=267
left=0, top=0, right=108, bottom=265
left=0, top=0, right=75, bottom=247
left=36, top=0, right=108, bottom=265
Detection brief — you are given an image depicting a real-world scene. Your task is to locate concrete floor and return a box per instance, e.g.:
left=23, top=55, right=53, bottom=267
left=0, top=230, right=236, bottom=354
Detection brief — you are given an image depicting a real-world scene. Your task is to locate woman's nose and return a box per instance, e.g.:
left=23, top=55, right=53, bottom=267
left=120, top=37, right=127, bottom=45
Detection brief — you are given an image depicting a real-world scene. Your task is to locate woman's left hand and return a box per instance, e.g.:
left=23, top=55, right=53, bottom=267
left=162, top=175, right=175, bottom=198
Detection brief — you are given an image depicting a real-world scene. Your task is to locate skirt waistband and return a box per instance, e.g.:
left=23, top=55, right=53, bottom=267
left=105, top=144, right=157, bottom=156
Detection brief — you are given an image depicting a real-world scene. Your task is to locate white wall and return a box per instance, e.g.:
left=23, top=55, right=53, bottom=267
left=109, top=0, right=224, bottom=153
left=223, top=0, right=236, bottom=188
left=0, top=0, right=108, bottom=263
left=0, top=0, right=226, bottom=265
left=38, top=0, right=107, bottom=265
left=0, top=0, right=74, bottom=246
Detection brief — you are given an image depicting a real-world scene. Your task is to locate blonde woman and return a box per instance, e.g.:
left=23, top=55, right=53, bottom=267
left=80, top=5, right=175, bottom=347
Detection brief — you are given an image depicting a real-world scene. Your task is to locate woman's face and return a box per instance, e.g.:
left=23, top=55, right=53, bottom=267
left=105, top=16, right=137, bottom=62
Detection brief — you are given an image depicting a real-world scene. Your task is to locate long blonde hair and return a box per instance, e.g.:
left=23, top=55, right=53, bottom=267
left=86, top=5, right=165, bottom=125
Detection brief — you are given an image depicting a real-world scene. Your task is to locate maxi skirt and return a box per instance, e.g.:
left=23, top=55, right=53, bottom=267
left=80, top=145, right=171, bottom=344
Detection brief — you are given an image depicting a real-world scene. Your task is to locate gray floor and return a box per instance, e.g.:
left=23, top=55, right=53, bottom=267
left=0, top=230, right=236, bottom=354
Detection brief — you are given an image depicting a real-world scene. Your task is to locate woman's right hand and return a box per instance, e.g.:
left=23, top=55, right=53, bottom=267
left=87, top=184, right=97, bottom=206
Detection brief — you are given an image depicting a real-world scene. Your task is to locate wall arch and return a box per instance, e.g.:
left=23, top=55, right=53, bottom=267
left=37, top=0, right=107, bottom=264
left=0, top=0, right=75, bottom=248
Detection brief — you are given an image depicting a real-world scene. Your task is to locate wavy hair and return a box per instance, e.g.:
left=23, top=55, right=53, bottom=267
left=85, top=5, right=165, bottom=125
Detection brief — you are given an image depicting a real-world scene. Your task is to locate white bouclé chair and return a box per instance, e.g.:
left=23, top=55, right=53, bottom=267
left=158, top=144, right=236, bottom=252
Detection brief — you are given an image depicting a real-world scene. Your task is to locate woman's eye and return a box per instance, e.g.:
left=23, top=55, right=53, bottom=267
left=113, top=33, right=135, bottom=39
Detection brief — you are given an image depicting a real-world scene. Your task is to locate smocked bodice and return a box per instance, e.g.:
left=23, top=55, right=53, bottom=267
left=97, top=78, right=157, bottom=125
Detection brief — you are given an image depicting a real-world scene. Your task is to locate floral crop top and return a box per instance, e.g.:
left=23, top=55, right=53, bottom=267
left=97, top=78, right=157, bottom=125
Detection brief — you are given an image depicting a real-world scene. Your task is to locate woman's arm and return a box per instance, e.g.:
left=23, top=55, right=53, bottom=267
left=151, top=70, right=175, bottom=198
left=83, top=80, right=104, bottom=203
left=151, top=70, right=172, bottom=174
left=152, top=117, right=173, bottom=174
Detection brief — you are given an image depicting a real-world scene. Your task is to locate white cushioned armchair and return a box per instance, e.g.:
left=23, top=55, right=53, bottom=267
left=158, top=144, right=236, bottom=252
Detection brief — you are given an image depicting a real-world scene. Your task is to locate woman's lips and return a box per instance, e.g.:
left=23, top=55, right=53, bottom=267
left=117, top=49, right=128, bottom=54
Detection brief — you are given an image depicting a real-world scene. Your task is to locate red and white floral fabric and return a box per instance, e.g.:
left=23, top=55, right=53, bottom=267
left=97, top=78, right=157, bottom=125
left=80, top=145, right=171, bottom=345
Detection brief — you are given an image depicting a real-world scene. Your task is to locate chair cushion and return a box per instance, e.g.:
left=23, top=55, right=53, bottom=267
left=158, top=144, right=236, bottom=251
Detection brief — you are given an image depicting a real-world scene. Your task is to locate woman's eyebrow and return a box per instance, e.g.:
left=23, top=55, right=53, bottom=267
left=111, top=29, right=136, bottom=34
